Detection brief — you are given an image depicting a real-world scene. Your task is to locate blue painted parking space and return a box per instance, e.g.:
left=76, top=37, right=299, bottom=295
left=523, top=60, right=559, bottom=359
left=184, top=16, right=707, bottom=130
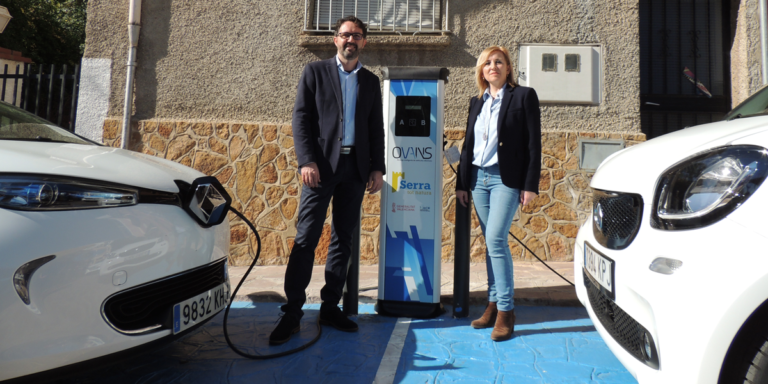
left=47, top=304, right=636, bottom=384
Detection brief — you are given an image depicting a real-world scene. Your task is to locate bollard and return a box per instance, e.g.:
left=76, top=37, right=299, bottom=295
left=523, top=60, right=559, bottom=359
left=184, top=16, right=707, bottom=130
left=343, top=208, right=361, bottom=316
left=452, top=193, right=471, bottom=318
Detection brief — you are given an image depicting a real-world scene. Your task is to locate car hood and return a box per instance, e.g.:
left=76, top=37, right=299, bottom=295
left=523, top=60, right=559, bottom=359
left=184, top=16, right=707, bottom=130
left=591, top=115, right=768, bottom=198
left=0, top=142, right=204, bottom=193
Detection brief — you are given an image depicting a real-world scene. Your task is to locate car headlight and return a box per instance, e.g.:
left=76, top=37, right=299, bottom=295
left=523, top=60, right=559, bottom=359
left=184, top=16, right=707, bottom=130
left=651, top=145, right=768, bottom=230
left=0, top=175, right=138, bottom=210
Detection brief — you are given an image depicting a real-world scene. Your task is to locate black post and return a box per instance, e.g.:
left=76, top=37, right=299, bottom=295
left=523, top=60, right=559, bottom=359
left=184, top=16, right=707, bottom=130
left=57, top=64, right=67, bottom=127
left=2, top=64, right=8, bottom=102
left=343, top=208, right=361, bottom=316
left=21, top=64, right=31, bottom=110
left=34, top=64, right=43, bottom=115
left=12, top=65, right=20, bottom=106
left=69, top=64, right=80, bottom=131
left=453, top=194, right=471, bottom=318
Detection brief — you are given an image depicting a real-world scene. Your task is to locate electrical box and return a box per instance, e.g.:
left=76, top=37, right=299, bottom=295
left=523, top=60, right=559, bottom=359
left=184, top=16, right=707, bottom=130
left=518, top=44, right=602, bottom=104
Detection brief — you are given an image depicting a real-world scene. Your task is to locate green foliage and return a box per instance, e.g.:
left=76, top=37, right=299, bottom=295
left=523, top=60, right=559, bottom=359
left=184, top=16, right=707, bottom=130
left=0, top=0, right=87, bottom=66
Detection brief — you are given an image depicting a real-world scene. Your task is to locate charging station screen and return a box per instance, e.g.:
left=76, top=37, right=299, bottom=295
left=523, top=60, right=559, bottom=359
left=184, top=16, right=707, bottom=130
left=395, top=96, right=431, bottom=137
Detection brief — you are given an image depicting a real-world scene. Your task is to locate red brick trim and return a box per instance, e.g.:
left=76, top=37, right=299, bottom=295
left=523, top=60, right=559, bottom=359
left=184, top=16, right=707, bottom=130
left=0, top=46, right=32, bottom=63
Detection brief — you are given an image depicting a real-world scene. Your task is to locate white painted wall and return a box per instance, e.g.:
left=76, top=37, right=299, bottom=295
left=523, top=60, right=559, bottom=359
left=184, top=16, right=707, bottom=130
left=75, top=58, right=111, bottom=143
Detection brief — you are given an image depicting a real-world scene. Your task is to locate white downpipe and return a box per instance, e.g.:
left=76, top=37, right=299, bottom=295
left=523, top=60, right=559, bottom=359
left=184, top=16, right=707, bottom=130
left=761, top=0, right=768, bottom=85
left=121, top=0, right=141, bottom=149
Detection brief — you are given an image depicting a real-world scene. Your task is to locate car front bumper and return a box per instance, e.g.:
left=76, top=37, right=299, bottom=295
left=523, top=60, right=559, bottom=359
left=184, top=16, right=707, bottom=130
left=0, top=203, right=230, bottom=381
left=574, top=205, right=768, bottom=384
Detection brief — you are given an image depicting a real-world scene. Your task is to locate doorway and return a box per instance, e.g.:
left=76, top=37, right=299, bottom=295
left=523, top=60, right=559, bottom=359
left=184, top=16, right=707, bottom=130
left=639, top=0, right=732, bottom=140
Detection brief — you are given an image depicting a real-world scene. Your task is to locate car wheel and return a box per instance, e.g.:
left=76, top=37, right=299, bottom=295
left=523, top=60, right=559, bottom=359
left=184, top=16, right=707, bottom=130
left=719, top=303, right=768, bottom=384
left=744, top=336, right=768, bottom=384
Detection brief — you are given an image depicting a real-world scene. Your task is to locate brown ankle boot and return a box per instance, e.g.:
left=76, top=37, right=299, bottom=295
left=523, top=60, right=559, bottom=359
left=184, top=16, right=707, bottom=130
left=471, top=302, right=498, bottom=329
left=491, top=309, right=516, bottom=341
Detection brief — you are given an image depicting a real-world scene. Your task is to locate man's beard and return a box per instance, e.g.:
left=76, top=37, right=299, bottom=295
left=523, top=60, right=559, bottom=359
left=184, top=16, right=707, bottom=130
left=340, top=43, right=360, bottom=60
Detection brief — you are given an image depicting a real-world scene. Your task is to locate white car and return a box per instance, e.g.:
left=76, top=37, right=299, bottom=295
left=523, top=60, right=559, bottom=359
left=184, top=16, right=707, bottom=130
left=574, top=86, right=768, bottom=384
left=0, top=101, right=232, bottom=381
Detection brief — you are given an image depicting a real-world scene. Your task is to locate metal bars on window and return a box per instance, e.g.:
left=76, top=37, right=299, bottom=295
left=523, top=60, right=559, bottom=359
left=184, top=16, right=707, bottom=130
left=639, top=0, right=725, bottom=97
left=0, top=63, right=81, bottom=131
left=304, top=0, right=449, bottom=34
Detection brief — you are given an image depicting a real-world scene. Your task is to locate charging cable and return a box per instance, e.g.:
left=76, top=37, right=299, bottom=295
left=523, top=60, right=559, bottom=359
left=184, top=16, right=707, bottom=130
left=444, top=137, right=575, bottom=287
left=221, top=207, right=322, bottom=359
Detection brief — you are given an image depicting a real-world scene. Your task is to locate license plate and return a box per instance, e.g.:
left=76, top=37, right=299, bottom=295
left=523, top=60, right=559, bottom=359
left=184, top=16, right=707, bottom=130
left=173, top=282, right=230, bottom=334
left=584, top=242, right=615, bottom=299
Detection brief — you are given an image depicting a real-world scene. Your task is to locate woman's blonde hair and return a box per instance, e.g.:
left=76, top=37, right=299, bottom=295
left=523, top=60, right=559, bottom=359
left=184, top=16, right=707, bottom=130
left=475, top=46, right=517, bottom=99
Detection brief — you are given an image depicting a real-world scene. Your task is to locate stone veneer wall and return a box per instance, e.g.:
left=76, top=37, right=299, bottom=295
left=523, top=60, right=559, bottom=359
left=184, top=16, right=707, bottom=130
left=102, top=118, right=644, bottom=266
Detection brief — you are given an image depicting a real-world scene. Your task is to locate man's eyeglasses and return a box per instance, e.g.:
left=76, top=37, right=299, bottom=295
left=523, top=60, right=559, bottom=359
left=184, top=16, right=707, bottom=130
left=337, top=32, right=364, bottom=41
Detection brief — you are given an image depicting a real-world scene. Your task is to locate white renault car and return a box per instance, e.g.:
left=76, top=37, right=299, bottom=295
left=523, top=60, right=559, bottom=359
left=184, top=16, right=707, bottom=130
left=0, top=101, right=232, bottom=381
left=575, top=86, right=768, bottom=384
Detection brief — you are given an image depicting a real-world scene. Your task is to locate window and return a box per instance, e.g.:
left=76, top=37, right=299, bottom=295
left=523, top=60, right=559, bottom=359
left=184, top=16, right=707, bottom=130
left=304, top=0, right=448, bottom=33
left=542, top=53, right=557, bottom=72
left=565, top=54, right=580, bottom=72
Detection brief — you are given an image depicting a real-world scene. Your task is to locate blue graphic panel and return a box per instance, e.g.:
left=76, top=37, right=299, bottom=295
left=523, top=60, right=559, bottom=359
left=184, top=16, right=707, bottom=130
left=384, top=225, right=434, bottom=302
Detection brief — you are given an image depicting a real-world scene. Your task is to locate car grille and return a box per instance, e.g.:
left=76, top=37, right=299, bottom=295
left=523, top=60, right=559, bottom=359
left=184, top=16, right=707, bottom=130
left=102, top=258, right=227, bottom=335
left=584, top=270, right=659, bottom=369
left=592, top=189, right=643, bottom=250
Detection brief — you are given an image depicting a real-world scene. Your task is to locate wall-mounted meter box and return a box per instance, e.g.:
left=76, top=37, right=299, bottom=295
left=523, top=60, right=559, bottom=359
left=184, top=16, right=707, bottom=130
left=518, top=44, right=602, bottom=104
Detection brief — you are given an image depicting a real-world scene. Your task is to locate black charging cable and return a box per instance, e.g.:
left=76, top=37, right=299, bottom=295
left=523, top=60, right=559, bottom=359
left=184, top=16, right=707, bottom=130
left=221, top=207, right=322, bottom=359
left=445, top=139, right=575, bottom=287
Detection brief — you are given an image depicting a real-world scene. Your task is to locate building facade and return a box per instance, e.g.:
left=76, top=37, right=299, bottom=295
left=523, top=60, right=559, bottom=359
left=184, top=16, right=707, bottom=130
left=78, top=0, right=764, bottom=266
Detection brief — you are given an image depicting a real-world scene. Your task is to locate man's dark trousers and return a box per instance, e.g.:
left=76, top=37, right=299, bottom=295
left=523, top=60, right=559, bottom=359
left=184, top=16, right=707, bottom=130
left=281, top=150, right=365, bottom=320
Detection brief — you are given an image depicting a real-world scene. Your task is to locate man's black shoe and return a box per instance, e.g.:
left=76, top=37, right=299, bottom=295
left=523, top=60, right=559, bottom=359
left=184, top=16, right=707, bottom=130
left=269, top=314, right=300, bottom=345
left=319, top=306, right=358, bottom=332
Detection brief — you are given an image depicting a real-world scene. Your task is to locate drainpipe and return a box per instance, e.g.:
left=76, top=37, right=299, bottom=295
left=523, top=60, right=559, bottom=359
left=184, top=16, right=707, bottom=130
left=121, top=0, right=141, bottom=149
left=761, top=0, right=768, bottom=85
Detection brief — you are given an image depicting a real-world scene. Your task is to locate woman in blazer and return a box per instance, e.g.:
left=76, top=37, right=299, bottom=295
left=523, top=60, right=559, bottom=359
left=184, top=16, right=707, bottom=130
left=456, top=45, right=542, bottom=341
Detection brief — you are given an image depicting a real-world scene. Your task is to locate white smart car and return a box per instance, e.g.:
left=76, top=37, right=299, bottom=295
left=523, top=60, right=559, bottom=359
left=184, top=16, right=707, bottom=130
left=0, top=101, right=232, bottom=381
left=574, top=85, right=768, bottom=384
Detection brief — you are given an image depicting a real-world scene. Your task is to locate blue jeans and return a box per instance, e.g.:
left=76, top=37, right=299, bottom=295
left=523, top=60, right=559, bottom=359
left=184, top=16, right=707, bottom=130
left=470, top=165, right=520, bottom=312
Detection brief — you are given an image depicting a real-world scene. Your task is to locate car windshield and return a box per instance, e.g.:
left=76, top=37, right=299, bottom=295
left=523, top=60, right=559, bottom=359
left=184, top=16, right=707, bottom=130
left=0, top=101, right=95, bottom=145
left=725, top=85, right=768, bottom=120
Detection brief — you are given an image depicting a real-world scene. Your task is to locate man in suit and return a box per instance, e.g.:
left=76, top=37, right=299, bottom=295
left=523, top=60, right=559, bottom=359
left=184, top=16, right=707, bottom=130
left=269, top=15, right=385, bottom=345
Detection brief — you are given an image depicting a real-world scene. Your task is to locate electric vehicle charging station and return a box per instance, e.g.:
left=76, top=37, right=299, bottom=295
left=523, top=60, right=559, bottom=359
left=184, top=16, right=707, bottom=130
left=376, top=67, right=449, bottom=318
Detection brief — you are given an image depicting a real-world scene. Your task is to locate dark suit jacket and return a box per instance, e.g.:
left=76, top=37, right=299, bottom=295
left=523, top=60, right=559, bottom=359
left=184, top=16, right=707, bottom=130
left=456, top=84, right=542, bottom=193
left=292, top=57, right=386, bottom=182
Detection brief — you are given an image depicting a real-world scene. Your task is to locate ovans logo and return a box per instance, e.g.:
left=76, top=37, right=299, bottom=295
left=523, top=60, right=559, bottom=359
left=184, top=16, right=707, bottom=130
left=392, top=147, right=433, bottom=161
left=390, top=172, right=432, bottom=193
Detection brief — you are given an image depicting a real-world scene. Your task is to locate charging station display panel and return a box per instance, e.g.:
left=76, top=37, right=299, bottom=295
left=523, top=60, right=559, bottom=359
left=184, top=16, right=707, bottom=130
left=395, top=96, right=431, bottom=137
left=382, top=80, right=442, bottom=304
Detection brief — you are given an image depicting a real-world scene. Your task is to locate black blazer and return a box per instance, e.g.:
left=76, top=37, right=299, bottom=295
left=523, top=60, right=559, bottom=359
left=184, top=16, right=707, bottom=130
left=456, top=84, right=542, bottom=193
left=292, top=57, right=386, bottom=182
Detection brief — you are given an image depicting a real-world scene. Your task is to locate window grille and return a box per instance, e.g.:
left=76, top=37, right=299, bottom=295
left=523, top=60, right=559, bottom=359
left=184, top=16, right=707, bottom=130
left=304, top=0, right=449, bottom=34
